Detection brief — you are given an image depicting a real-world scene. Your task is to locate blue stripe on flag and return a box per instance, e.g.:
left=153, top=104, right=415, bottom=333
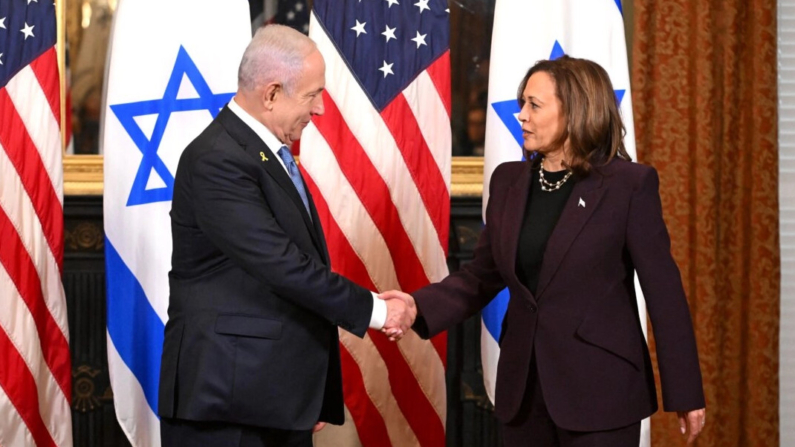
left=483, top=288, right=510, bottom=341
left=106, top=238, right=165, bottom=415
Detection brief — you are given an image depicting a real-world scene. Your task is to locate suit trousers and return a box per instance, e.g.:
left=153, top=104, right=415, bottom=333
left=501, top=355, right=641, bottom=447
left=161, top=417, right=313, bottom=447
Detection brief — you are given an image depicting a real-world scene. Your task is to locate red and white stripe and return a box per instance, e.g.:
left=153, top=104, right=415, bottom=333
left=0, top=48, right=73, bottom=447
left=303, top=11, right=449, bottom=447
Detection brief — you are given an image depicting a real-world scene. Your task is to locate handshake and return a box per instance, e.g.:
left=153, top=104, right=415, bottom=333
left=377, top=290, right=417, bottom=341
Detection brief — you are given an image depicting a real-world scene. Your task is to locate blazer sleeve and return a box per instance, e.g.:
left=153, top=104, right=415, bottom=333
left=626, top=166, right=706, bottom=411
left=412, top=169, right=509, bottom=338
left=189, top=147, right=373, bottom=337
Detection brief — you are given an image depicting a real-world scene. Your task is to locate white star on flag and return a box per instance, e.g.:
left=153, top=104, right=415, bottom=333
left=411, top=31, right=427, bottom=48
left=0, top=53, right=3, bottom=65
left=385, top=0, right=399, bottom=7
left=382, top=24, right=396, bottom=42
left=414, top=0, right=430, bottom=13
left=27, top=0, right=38, bottom=4
left=20, top=22, right=35, bottom=39
left=378, top=60, right=394, bottom=77
left=0, top=17, right=6, bottom=29
left=351, top=20, right=367, bottom=37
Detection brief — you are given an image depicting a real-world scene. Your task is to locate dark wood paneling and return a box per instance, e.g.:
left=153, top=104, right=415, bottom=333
left=64, top=195, right=130, bottom=447
left=446, top=197, right=502, bottom=447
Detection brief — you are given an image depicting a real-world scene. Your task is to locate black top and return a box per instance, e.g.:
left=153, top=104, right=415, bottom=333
left=515, top=166, right=575, bottom=296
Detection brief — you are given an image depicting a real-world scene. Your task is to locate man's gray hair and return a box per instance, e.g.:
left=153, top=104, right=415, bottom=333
left=238, top=25, right=317, bottom=95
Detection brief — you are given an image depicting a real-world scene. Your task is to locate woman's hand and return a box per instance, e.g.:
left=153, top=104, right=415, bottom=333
left=677, top=408, right=706, bottom=444
left=312, top=422, right=327, bottom=433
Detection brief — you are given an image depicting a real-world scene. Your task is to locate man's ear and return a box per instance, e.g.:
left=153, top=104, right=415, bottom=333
left=261, top=82, right=282, bottom=111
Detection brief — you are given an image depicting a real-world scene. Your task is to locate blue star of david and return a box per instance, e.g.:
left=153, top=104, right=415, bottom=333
left=491, top=41, right=625, bottom=157
left=110, top=46, right=235, bottom=206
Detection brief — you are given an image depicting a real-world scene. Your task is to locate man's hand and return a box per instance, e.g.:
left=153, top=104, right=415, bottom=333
left=379, top=290, right=417, bottom=341
left=677, top=408, right=706, bottom=445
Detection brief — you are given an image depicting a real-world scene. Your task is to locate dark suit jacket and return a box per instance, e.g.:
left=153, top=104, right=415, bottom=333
left=413, top=158, right=705, bottom=431
left=158, top=106, right=373, bottom=431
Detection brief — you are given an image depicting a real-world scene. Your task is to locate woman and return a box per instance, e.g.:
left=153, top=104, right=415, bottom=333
left=382, top=56, right=706, bottom=446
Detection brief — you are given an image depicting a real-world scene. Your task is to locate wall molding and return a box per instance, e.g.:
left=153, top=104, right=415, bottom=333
left=64, top=155, right=484, bottom=197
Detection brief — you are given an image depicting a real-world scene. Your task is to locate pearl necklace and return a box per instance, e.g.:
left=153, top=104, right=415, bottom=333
left=539, top=158, right=573, bottom=192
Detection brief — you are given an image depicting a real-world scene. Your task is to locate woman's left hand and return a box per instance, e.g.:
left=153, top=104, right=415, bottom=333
left=313, top=422, right=327, bottom=433
left=677, top=408, right=706, bottom=444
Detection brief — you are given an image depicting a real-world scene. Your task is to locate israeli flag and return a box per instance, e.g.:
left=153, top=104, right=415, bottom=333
left=102, top=1, right=250, bottom=445
left=481, top=1, right=649, bottom=445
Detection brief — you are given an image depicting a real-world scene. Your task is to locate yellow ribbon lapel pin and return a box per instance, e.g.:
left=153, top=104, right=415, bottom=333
left=260, top=152, right=269, bottom=162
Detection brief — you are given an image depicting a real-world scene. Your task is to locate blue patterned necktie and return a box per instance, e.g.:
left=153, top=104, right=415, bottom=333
left=277, top=146, right=312, bottom=220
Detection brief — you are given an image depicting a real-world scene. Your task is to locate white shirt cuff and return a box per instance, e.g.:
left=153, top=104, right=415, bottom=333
left=369, top=292, right=387, bottom=329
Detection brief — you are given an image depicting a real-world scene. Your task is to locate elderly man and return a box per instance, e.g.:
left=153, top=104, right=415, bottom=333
left=158, top=25, right=414, bottom=447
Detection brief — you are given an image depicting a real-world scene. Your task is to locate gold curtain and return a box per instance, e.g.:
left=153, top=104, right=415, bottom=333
left=631, top=0, right=779, bottom=445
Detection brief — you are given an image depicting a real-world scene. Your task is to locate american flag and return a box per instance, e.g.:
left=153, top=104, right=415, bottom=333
left=0, top=1, right=73, bottom=447
left=302, top=0, right=450, bottom=445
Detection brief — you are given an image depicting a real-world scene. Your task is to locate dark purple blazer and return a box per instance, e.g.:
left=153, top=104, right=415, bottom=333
left=413, top=158, right=705, bottom=431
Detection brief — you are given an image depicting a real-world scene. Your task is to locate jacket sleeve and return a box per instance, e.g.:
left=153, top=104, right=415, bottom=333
left=626, top=166, right=706, bottom=411
left=189, top=147, right=373, bottom=337
left=412, top=167, right=510, bottom=338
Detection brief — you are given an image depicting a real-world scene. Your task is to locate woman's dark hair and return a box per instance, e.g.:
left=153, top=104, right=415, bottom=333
left=517, top=56, right=632, bottom=176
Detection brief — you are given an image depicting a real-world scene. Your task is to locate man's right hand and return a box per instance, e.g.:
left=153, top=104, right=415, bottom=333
left=379, top=290, right=417, bottom=341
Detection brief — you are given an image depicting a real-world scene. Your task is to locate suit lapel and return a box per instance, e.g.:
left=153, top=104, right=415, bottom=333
left=216, top=107, right=324, bottom=253
left=502, top=164, right=536, bottom=302
left=308, top=194, right=330, bottom=265
left=534, top=170, right=605, bottom=299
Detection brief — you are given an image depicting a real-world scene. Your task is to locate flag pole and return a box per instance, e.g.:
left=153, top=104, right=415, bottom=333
left=56, top=0, right=67, bottom=154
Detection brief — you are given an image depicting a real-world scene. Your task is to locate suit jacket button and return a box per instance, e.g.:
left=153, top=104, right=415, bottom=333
left=529, top=304, right=537, bottom=313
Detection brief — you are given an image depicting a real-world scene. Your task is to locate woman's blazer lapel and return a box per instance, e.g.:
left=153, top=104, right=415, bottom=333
left=501, top=165, right=536, bottom=302
left=535, top=171, right=605, bottom=299
left=501, top=165, right=607, bottom=302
